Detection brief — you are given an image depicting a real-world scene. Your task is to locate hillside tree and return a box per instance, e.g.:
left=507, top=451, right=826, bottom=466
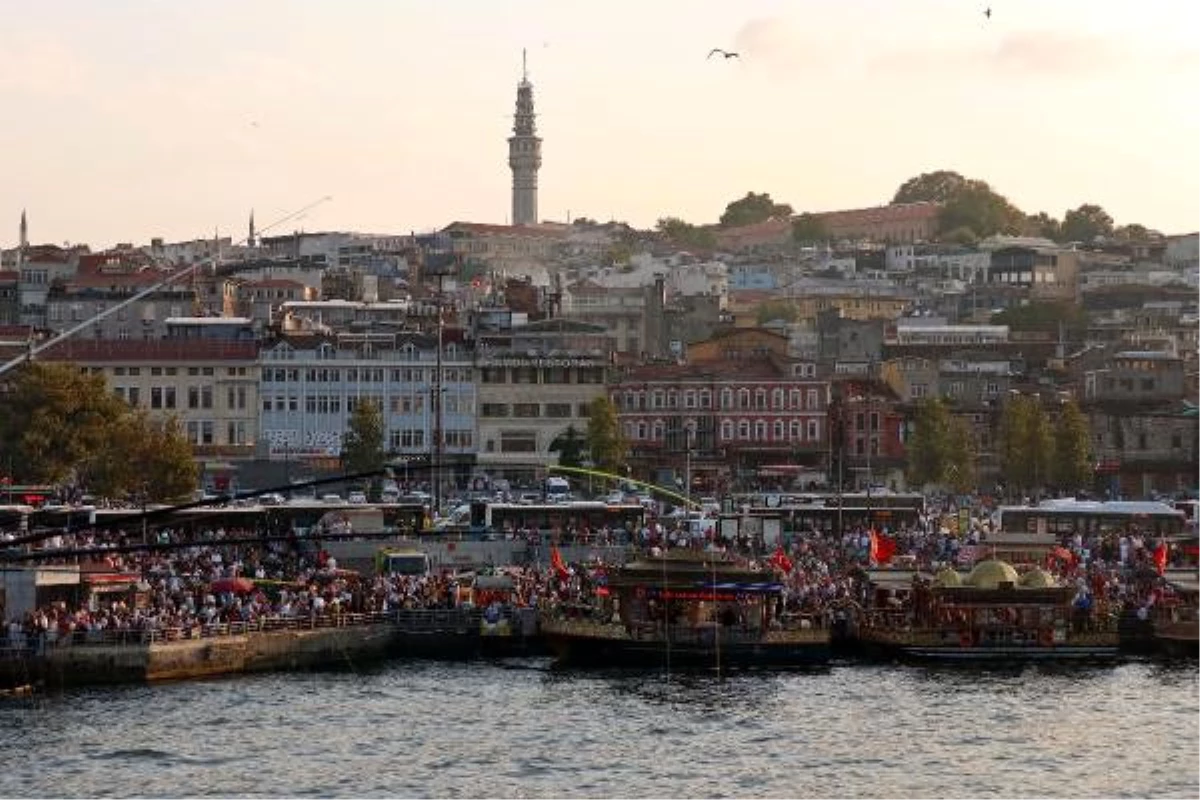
left=1060, top=204, right=1114, bottom=244
left=792, top=213, right=830, bottom=245
left=719, top=192, right=793, bottom=228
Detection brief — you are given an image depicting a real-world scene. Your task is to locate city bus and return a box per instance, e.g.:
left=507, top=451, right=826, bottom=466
left=996, top=499, right=1186, bottom=540
left=730, top=492, right=926, bottom=537
left=445, top=501, right=646, bottom=542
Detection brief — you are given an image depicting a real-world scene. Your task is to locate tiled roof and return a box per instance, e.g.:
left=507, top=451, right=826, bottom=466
left=38, top=339, right=260, bottom=362
left=813, top=202, right=940, bottom=226
left=242, top=278, right=306, bottom=289
left=618, top=356, right=790, bottom=382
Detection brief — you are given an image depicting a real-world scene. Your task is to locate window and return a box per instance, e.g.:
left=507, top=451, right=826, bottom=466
left=738, top=421, right=750, bottom=440
left=773, top=420, right=785, bottom=440
left=789, top=420, right=802, bottom=441
left=806, top=389, right=819, bottom=410
left=720, top=389, right=733, bottom=410
left=684, top=390, right=696, bottom=409
left=721, top=420, right=734, bottom=441
left=545, top=403, right=571, bottom=418
left=755, top=389, right=767, bottom=410
left=481, top=403, right=509, bottom=418
left=513, top=403, right=540, bottom=418
left=500, top=431, right=537, bottom=453
left=127, top=388, right=140, bottom=407
left=151, top=387, right=163, bottom=409
left=754, top=420, right=767, bottom=440
left=738, top=389, right=750, bottom=409
left=789, top=389, right=802, bottom=409
left=699, top=390, right=711, bottom=409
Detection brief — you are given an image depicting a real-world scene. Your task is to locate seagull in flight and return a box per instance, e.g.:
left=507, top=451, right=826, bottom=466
left=708, top=48, right=739, bottom=60
left=984, top=7, right=991, bottom=18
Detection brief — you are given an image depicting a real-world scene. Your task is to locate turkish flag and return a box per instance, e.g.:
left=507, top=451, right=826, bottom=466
left=770, top=546, right=794, bottom=575
left=1153, top=541, right=1169, bottom=576
left=551, top=545, right=570, bottom=579
left=869, top=530, right=897, bottom=566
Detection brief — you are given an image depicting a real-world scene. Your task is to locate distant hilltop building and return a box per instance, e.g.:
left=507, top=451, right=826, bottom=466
left=508, top=50, right=542, bottom=227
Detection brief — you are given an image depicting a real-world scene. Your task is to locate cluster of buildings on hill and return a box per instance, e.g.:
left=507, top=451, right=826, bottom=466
left=0, top=61, right=1196, bottom=501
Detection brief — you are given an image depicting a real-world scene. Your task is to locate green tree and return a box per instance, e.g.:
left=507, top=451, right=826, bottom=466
left=1061, top=203, right=1114, bottom=244
left=905, top=397, right=954, bottom=488
left=341, top=398, right=386, bottom=476
left=756, top=299, right=800, bottom=325
left=991, top=302, right=1087, bottom=332
left=944, top=415, right=977, bottom=495
left=656, top=217, right=716, bottom=250
left=550, top=424, right=586, bottom=469
left=0, top=362, right=129, bottom=485
left=84, top=411, right=196, bottom=502
left=586, top=396, right=627, bottom=475
left=1022, top=211, right=1061, bottom=241
left=791, top=213, right=830, bottom=244
left=0, top=362, right=197, bottom=500
left=891, top=170, right=1023, bottom=239
left=997, top=394, right=1054, bottom=496
left=892, top=170, right=968, bottom=204
left=943, top=226, right=979, bottom=246
left=719, top=192, right=793, bottom=228
left=1050, top=398, right=1092, bottom=492
left=936, top=180, right=1024, bottom=239
left=1113, top=223, right=1159, bottom=241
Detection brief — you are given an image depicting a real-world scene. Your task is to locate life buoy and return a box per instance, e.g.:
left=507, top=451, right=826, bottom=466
left=958, top=630, right=973, bottom=648
left=1039, top=628, right=1054, bottom=647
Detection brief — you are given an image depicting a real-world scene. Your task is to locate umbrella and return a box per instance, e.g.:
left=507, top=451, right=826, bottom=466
left=210, top=577, right=256, bottom=594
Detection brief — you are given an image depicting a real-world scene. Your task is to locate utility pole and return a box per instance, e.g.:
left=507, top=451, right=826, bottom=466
left=432, top=273, right=445, bottom=518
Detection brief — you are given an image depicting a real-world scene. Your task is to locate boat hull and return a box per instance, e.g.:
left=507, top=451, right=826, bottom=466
left=857, top=630, right=1122, bottom=664
left=540, top=621, right=830, bottom=670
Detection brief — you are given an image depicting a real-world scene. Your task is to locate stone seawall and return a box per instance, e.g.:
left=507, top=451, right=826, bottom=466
left=22, top=618, right=401, bottom=689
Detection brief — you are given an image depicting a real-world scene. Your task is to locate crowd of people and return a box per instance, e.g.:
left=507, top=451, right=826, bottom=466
left=1, top=499, right=1194, bottom=652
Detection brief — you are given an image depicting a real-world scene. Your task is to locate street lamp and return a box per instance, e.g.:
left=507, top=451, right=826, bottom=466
left=684, top=424, right=695, bottom=508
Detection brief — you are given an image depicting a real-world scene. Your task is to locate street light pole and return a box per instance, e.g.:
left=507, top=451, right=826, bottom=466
left=432, top=273, right=445, bottom=518
left=685, top=425, right=694, bottom=508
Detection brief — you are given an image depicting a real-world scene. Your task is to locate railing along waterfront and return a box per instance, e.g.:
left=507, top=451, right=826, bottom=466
left=0, top=607, right=526, bottom=653
left=541, top=611, right=827, bottom=646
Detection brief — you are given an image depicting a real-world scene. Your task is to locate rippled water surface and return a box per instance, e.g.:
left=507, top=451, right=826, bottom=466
left=1, top=659, right=1196, bottom=798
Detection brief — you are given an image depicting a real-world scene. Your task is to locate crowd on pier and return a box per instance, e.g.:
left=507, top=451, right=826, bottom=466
left=2, top=502, right=1194, bottom=650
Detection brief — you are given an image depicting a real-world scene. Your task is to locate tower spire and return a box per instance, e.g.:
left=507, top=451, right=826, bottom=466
left=508, top=51, right=542, bottom=226
left=19, top=209, right=27, bottom=250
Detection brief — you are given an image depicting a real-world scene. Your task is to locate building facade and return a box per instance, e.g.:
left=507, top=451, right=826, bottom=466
left=257, top=331, right=478, bottom=482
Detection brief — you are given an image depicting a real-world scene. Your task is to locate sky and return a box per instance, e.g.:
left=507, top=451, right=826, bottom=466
left=2, top=0, right=1197, bottom=250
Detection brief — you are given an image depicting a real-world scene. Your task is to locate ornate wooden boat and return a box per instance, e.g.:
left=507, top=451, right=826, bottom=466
left=855, top=560, right=1121, bottom=663
left=539, top=550, right=829, bottom=669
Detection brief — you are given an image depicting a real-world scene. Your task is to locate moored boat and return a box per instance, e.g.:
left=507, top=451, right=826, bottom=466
left=539, top=549, right=830, bottom=669
left=855, top=559, right=1121, bottom=663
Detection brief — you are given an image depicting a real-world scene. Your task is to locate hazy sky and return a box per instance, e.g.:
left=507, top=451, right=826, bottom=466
left=3, top=0, right=1197, bottom=249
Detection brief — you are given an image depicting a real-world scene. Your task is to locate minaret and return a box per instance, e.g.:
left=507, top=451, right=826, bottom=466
left=17, top=210, right=27, bottom=271
left=507, top=49, right=542, bottom=227
left=248, top=210, right=257, bottom=247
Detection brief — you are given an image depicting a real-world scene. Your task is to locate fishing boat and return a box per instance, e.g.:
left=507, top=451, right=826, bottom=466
left=538, top=549, right=830, bottom=669
left=854, top=559, right=1121, bottom=663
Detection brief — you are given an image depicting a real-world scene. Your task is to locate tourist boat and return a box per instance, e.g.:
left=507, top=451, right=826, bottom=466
left=538, top=550, right=830, bottom=669
left=1152, top=569, right=1199, bottom=659
left=854, top=559, right=1121, bottom=663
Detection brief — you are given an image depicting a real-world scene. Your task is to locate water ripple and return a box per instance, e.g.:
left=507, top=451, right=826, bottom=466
left=0, top=660, right=1195, bottom=797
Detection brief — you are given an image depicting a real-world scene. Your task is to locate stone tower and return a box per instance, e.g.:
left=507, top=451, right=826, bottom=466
left=507, top=49, right=542, bottom=227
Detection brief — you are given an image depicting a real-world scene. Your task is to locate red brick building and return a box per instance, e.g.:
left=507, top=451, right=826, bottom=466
left=610, top=329, right=830, bottom=493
